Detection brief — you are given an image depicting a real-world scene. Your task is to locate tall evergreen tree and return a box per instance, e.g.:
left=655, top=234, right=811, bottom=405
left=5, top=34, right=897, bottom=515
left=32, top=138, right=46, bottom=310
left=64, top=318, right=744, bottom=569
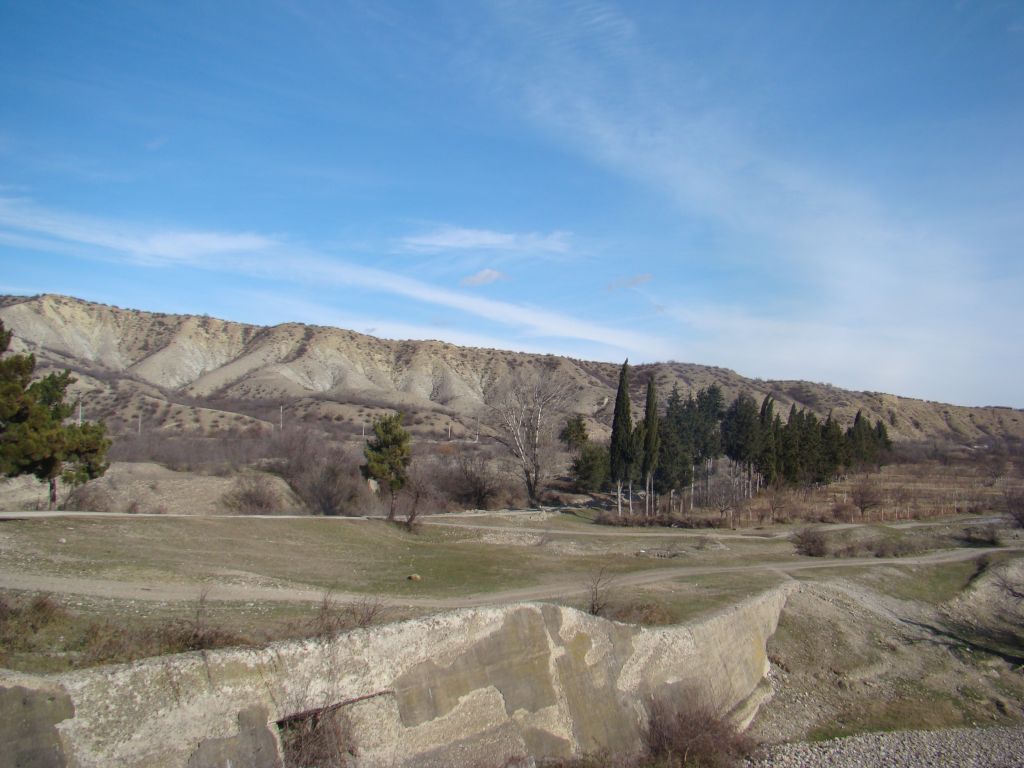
left=756, top=395, right=779, bottom=486
left=846, top=410, right=877, bottom=469
left=362, top=412, right=411, bottom=521
left=654, top=385, right=693, bottom=512
left=640, top=378, right=660, bottom=516
left=608, top=360, right=633, bottom=515
left=820, top=412, right=846, bottom=479
left=779, top=405, right=802, bottom=484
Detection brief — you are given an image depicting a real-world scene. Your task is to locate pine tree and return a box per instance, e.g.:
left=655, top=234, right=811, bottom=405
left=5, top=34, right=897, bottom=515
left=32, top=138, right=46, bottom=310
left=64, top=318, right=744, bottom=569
left=723, top=393, right=760, bottom=495
left=559, top=414, right=588, bottom=455
left=640, top=378, right=660, bottom=516
left=0, top=321, right=109, bottom=508
left=609, top=360, right=633, bottom=515
left=362, top=412, right=411, bottom=521
left=654, top=385, right=692, bottom=513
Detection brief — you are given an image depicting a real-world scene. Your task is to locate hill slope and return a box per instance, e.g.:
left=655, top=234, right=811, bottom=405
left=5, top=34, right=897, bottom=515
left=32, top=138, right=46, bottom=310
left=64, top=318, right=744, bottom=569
left=0, top=293, right=1020, bottom=444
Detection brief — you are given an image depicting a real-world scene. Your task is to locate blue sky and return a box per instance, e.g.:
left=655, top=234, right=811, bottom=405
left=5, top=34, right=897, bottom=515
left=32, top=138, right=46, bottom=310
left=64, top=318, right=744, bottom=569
left=1, top=1, right=1021, bottom=407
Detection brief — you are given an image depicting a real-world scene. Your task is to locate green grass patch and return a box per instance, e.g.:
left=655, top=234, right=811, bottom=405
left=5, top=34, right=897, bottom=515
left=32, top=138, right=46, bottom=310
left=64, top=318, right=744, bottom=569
left=807, top=686, right=970, bottom=741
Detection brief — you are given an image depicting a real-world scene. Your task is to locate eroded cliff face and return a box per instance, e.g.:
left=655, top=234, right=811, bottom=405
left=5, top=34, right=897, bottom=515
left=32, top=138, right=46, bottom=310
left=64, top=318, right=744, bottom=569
left=0, top=588, right=794, bottom=768
left=3, top=293, right=1020, bottom=444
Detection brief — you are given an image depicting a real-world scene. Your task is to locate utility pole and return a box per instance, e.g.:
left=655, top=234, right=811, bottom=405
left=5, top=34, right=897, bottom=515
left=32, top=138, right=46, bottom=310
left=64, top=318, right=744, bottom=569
left=78, top=401, right=82, bottom=426
left=137, top=413, right=142, bottom=434
left=279, top=405, right=283, bottom=432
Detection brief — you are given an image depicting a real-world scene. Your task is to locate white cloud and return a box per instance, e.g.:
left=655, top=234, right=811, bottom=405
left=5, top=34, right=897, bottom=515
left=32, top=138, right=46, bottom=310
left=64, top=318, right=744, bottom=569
left=0, top=197, right=273, bottom=265
left=461, top=268, right=506, bottom=286
left=471, top=3, right=1024, bottom=406
left=401, top=225, right=570, bottom=254
left=0, top=198, right=671, bottom=361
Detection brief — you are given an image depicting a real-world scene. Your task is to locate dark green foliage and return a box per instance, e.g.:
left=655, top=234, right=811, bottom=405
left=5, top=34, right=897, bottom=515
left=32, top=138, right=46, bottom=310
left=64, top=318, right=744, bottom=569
left=693, top=384, right=724, bottom=461
left=722, top=392, right=760, bottom=467
left=636, top=378, right=893, bottom=502
left=0, top=321, right=109, bottom=507
left=609, top=360, right=633, bottom=513
left=361, top=412, right=411, bottom=521
left=571, top=441, right=609, bottom=492
left=756, top=396, right=779, bottom=485
left=846, top=410, right=892, bottom=469
left=640, top=379, right=660, bottom=514
left=560, top=414, right=588, bottom=454
left=654, top=386, right=693, bottom=497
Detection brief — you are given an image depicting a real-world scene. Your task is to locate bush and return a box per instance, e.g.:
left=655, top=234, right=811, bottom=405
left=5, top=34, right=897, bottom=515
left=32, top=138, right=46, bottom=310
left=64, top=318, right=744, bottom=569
left=221, top=474, right=281, bottom=514
left=279, top=708, right=356, bottom=768
left=307, top=593, right=385, bottom=638
left=572, top=442, right=609, bottom=493
left=957, top=524, right=1002, bottom=547
left=594, top=513, right=727, bottom=529
left=792, top=527, right=828, bottom=557
left=831, top=501, right=856, bottom=522
left=643, top=695, right=755, bottom=768
left=1005, top=490, right=1024, bottom=528
left=61, top=482, right=116, bottom=512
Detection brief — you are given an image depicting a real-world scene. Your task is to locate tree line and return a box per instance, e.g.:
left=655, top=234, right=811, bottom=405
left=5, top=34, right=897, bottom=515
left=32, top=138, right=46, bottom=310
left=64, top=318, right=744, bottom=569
left=570, top=360, right=892, bottom=515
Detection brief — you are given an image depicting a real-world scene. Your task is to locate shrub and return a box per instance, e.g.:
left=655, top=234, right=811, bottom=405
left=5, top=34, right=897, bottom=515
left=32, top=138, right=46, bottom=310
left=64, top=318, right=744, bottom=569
left=957, top=524, right=1002, bottom=547
left=279, top=708, right=356, bottom=768
left=307, top=593, right=386, bottom=638
left=221, top=474, right=281, bottom=515
left=831, top=501, right=856, bottom=522
left=593, top=513, right=727, bottom=529
left=643, top=695, right=755, bottom=768
left=792, top=527, right=828, bottom=557
left=1005, top=490, right=1024, bottom=528
left=295, top=461, right=377, bottom=517
left=61, top=482, right=116, bottom=512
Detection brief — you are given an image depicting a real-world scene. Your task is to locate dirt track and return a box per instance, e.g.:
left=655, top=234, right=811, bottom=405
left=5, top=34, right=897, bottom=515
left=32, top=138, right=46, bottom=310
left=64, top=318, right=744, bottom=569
left=0, top=532, right=1012, bottom=610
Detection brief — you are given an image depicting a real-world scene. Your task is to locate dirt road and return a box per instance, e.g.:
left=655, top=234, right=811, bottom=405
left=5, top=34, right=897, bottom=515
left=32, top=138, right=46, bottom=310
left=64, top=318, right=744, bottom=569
left=0, top=541, right=1012, bottom=610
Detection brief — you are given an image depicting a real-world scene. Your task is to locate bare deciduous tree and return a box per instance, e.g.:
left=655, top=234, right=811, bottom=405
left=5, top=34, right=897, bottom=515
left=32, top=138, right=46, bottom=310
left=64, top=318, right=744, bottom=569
left=850, top=475, right=883, bottom=519
left=485, top=369, right=575, bottom=507
left=585, top=566, right=616, bottom=617
left=453, top=451, right=501, bottom=509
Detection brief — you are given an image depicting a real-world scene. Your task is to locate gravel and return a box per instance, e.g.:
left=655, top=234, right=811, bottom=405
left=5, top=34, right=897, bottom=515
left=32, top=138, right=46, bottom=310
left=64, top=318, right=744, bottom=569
left=747, top=726, right=1024, bottom=767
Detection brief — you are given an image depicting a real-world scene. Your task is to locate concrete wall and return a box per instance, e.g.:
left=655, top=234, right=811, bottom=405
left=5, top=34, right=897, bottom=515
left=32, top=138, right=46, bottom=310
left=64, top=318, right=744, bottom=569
left=0, top=586, right=793, bottom=768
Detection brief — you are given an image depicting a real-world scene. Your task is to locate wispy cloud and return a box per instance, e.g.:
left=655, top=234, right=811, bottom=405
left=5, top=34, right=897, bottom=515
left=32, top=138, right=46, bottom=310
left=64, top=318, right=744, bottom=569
left=0, top=197, right=669, bottom=360
left=0, top=197, right=272, bottom=265
left=401, top=225, right=570, bottom=254
left=471, top=2, right=1024, bottom=405
left=461, top=268, right=507, bottom=286
left=608, top=273, right=651, bottom=291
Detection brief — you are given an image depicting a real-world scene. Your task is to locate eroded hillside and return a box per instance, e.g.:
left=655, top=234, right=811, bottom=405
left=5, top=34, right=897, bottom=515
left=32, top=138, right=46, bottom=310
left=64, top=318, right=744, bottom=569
left=1, top=293, right=1021, bottom=443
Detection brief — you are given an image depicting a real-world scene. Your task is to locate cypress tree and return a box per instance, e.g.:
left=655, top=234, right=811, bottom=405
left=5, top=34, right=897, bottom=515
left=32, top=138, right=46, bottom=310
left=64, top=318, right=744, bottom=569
left=609, top=360, right=633, bottom=515
left=756, top=395, right=778, bottom=486
left=780, top=405, right=802, bottom=484
left=640, top=378, right=660, bottom=516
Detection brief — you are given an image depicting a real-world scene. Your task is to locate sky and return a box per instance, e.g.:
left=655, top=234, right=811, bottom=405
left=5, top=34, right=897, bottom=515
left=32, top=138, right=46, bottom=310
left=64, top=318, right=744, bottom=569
left=0, top=1, right=1021, bottom=408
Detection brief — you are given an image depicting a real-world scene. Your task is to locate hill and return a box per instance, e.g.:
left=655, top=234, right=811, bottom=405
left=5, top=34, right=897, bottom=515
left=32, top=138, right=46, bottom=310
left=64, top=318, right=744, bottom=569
left=0, top=293, right=1020, bottom=445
